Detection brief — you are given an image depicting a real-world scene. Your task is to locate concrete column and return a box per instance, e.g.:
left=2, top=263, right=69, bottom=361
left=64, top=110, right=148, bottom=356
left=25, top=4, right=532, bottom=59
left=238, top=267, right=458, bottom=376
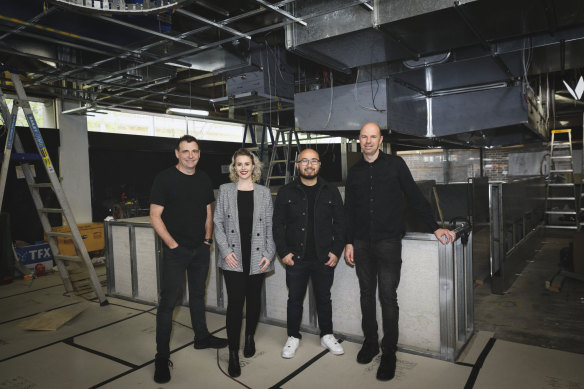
left=56, top=100, right=92, bottom=223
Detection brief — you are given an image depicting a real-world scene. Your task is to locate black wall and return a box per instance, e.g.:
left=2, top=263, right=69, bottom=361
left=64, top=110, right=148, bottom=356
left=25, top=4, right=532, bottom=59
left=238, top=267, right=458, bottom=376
left=1, top=127, right=61, bottom=243
left=89, top=132, right=245, bottom=221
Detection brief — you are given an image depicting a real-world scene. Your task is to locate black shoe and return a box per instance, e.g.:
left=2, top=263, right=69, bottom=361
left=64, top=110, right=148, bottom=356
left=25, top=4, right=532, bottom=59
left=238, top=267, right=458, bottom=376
left=356, top=342, right=379, bottom=364
left=228, top=350, right=241, bottom=377
left=376, top=353, right=397, bottom=381
left=153, top=356, right=173, bottom=383
left=243, top=335, right=255, bottom=358
left=194, top=334, right=229, bottom=349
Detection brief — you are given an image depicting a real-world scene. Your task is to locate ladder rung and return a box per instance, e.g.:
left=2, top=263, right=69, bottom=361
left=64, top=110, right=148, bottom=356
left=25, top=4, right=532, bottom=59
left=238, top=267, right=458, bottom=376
left=551, top=156, right=572, bottom=159
left=271, top=160, right=287, bottom=163
left=547, top=197, right=576, bottom=200
left=54, top=254, right=83, bottom=262
left=545, top=225, right=578, bottom=230
left=39, top=208, right=63, bottom=213
left=552, top=129, right=572, bottom=134
left=545, top=210, right=577, bottom=215
left=550, top=169, right=573, bottom=173
left=551, top=142, right=571, bottom=147
left=29, top=183, right=53, bottom=188
left=46, top=231, right=74, bottom=238
left=548, top=183, right=574, bottom=187
left=268, top=176, right=287, bottom=179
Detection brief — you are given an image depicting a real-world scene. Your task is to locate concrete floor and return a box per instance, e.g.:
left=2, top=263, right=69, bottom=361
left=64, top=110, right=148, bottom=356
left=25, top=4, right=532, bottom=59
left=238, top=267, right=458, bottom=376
left=1, top=231, right=583, bottom=388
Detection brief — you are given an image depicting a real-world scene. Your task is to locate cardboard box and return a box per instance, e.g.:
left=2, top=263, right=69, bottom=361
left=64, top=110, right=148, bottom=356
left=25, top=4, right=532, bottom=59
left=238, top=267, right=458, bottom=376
left=15, top=242, right=53, bottom=274
left=48, top=222, right=105, bottom=256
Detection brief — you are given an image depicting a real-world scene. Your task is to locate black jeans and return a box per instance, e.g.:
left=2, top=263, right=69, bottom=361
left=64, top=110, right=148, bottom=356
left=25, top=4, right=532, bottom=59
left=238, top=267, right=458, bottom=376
left=354, top=238, right=402, bottom=353
left=223, top=270, right=265, bottom=350
left=156, top=243, right=211, bottom=358
left=285, top=259, right=334, bottom=338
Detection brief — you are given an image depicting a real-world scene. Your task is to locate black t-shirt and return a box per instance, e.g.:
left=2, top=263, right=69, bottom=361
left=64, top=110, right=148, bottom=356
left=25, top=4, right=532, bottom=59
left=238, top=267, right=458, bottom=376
left=150, top=166, right=215, bottom=248
left=301, top=181, right=320, bottom=261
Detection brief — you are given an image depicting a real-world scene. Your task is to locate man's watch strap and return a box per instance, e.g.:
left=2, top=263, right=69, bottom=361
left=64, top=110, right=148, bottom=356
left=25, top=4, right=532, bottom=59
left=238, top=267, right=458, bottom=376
left=203, top=238, right=213, bottom=244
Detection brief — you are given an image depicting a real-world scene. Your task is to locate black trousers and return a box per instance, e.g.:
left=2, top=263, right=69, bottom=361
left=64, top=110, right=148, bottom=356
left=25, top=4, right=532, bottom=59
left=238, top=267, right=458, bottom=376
left=354, top=238, right=402, bottom=353
left=156, top=244, right=211, bottom=359
left=223, top=269, right=265, bottom=350
left=285, top=260, right=334, bottom=338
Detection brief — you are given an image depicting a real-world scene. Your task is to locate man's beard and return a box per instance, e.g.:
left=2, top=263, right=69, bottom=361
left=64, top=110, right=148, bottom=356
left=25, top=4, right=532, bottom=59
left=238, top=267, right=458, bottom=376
left=299, top=171, right=318, bottom=180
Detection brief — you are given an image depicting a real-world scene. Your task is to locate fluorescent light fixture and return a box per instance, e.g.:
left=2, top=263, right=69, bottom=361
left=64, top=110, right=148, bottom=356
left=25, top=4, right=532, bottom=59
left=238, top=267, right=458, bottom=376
left=166, top=107, right=209, bottom=116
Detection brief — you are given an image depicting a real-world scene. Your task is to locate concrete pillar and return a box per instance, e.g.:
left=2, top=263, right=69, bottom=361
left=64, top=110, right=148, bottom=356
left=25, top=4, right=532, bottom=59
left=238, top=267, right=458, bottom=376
left=56, top=100, right=92, bottom=223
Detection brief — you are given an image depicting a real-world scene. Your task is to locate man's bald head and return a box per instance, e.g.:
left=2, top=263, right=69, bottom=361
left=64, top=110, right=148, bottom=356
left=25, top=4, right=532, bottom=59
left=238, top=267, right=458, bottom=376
left=360, top=122, right=381, bottom=137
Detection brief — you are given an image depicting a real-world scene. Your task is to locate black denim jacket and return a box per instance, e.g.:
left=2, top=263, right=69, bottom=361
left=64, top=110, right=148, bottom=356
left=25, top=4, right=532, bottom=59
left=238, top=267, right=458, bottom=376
left=272, top=177, right=345, bottom=262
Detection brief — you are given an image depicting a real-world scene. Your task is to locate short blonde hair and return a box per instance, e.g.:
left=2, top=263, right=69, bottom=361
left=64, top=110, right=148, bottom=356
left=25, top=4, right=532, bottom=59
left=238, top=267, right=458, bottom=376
left=229, top=148, right=262, bottom=183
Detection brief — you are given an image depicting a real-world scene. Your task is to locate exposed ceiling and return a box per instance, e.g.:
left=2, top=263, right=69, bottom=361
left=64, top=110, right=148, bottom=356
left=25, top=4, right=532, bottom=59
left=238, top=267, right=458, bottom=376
left=0, top=0, right=583, bottom=148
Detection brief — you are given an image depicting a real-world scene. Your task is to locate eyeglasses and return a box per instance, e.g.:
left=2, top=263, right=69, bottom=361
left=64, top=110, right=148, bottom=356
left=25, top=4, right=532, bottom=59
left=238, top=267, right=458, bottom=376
left=297, top=158, right=320, bottom=165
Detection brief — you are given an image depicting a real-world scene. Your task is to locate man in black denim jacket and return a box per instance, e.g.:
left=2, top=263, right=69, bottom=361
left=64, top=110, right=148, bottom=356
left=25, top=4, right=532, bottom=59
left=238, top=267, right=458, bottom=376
left=344, top=122, right=456, bottom=381
left=273, top=148, right=346, bottom=359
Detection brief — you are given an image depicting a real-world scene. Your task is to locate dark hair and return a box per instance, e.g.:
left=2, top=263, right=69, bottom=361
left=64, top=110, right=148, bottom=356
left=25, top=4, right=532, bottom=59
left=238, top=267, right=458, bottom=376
left=176, top=135, right=199, bottom=150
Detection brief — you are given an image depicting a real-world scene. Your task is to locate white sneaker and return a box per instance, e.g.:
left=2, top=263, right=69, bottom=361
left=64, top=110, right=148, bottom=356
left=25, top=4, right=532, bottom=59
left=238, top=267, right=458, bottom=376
left=282, top=336, right=300, bottom=358
left=321, top=334, right=344, bottom=355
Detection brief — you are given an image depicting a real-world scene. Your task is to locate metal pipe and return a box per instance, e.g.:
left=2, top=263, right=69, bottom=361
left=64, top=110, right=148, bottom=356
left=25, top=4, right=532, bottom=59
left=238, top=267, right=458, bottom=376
left=0, top=6, right=57, bottom=41
left=85, top=21, right=291, bottom=85
left=255, top=0, right=307, bottom=26
left=91, top=14, right=201, bottom=49
left=175, top=9, right=251, bottom=40
left=31, top=0, right=295, bottom=84
left=0, top=14, right=146, bottom=55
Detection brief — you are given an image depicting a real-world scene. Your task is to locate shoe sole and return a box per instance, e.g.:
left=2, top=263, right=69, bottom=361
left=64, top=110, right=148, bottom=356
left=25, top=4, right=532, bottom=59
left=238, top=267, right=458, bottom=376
left=321, top=341, right=344, bottom=355
left=282, top=353, right=295, bottom=359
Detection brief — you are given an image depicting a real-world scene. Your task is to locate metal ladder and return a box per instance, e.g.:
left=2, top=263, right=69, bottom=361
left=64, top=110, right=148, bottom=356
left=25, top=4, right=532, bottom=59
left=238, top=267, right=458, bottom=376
left=544, top=129, right=579, bottom=230
left=0, top=72, right=108, bottom=305
left=265, top=128, right=301, bottom=189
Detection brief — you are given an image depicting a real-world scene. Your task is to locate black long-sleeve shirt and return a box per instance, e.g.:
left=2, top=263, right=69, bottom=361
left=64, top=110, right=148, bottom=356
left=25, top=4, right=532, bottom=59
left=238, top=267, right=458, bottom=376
left=345, top=151, right=439, bottom=243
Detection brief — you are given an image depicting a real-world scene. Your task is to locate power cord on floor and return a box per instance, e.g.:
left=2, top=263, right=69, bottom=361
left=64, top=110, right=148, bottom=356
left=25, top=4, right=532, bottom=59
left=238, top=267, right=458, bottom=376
left=216, top=348, right=252, bottom=389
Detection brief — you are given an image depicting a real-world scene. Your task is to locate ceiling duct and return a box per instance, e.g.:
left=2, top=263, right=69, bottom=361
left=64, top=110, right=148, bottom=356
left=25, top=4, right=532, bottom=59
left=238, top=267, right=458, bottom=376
left=290, top=0, right=584, bottom=145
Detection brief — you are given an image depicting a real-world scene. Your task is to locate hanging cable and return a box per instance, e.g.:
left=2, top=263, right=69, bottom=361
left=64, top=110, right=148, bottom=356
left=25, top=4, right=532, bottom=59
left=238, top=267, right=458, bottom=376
left=354, top=68, right=385, bottom=112
left=323, top=70, right=334, bottom=129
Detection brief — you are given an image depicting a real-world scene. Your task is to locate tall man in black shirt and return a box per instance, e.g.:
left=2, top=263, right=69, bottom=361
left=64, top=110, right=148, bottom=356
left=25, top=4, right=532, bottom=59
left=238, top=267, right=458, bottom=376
left=273, top=148, right=346, bottom=359
left=150, top=135, right=227, bottom=384
left=344, top=123, right=455, bottom=381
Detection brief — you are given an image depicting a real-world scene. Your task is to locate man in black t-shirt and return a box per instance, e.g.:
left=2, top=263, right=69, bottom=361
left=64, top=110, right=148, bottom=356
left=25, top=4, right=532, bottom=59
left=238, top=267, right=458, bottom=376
left=273, top=148, right=346, bottom=359
left=150, top=135, right=227, bottom=384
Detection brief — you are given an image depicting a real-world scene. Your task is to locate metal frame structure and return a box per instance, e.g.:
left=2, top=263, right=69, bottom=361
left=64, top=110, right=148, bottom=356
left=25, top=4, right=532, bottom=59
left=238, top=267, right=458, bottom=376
left=105, top=215, right=473, bottom=362
left=489, top=178, right=546, bottom=294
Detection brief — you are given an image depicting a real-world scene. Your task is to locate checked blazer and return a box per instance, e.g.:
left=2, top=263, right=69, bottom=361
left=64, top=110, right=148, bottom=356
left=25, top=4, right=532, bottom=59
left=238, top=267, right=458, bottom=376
left=214, top=182, right=276, bottom=274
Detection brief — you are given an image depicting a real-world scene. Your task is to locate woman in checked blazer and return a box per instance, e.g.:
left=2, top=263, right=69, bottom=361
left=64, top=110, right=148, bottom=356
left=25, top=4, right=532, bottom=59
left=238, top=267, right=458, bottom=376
left=213, top=148, right=276, bottom=377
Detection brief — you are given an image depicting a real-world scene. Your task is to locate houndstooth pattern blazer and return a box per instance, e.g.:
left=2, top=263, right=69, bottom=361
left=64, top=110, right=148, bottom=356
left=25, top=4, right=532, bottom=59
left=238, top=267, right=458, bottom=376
left=214, top=182, right=276, bottom=274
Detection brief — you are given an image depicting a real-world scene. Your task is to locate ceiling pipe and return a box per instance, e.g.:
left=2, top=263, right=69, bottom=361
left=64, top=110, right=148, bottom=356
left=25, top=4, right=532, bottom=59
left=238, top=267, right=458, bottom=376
left=175, top=9, right=251, bottom=40
left=90, top=14, right=201, bottom=49
left=32, top=0, right=295, bottom=84
left=255, top=0, right=307, bottom=26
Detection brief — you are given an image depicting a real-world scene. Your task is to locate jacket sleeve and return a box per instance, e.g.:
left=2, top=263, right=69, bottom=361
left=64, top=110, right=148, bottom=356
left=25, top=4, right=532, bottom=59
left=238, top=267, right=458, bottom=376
left=331, top=186, right=346, bottom=257
left=397, top=157, right=440, bottom=232
left=272, top=186, right=291, bottom=258
left=213, top=186, right=231, bottom=260
left=344, top=173, right=355, bottom=245
left=262, top=189, right=277, bottom=261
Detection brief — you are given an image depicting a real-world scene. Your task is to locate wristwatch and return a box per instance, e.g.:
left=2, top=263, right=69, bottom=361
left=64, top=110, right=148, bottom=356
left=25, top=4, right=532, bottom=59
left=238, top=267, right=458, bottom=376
left=203, top=238, right=213, bottom=244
